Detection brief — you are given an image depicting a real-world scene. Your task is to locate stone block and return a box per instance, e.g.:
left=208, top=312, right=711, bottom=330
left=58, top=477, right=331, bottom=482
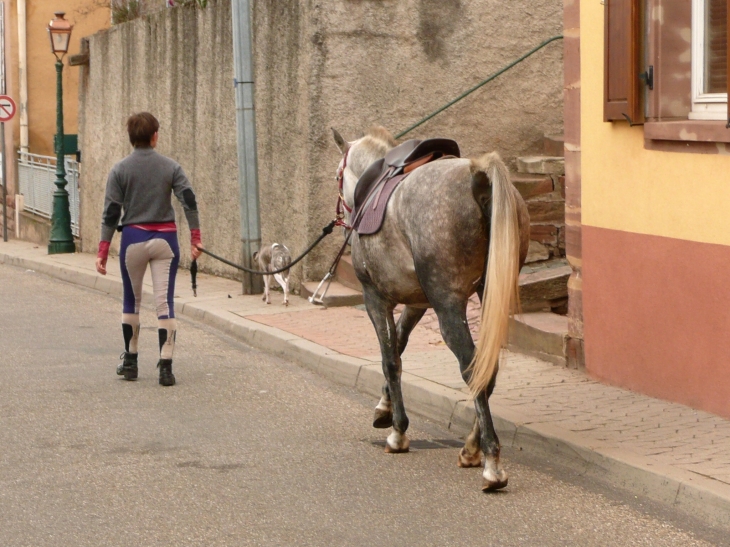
left=527, top=196, right=565, bottom=223
left=508, top=312, right=568, bottom=365
left=543, top=134, right=564, bottom=157
left=335, top=254, right=363, bottom=292
left=525, top=240, right=550, bottom=264
left=300, top=280, right=363, bottom=307
left=519, top=264, right=571, bottom=311
left=517, top=156, right=565, bottom=176
left=511, top=173, right=553, bottom=200
left=529, top=224, right=558, bottom=246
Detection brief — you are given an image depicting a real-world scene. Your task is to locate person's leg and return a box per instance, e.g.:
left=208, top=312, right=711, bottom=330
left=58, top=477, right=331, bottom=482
left=147, top=233, right=180, bottom=386
left=117, top=229, right=149, bottom=380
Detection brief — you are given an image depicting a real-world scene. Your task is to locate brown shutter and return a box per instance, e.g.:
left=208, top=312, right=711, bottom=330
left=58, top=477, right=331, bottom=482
left=604, top=0, right=643, bottom=123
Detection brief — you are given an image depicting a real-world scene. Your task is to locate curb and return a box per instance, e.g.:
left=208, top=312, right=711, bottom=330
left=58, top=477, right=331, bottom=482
left=2, top=248, right=729, bottom=529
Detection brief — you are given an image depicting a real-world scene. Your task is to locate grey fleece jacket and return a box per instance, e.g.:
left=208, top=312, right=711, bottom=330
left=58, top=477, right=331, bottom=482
left=100, top=147, right=200, bottom=242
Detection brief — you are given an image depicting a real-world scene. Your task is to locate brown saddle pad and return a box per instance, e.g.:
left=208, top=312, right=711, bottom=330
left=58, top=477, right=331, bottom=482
left=351, top=138, right=460, bottom=236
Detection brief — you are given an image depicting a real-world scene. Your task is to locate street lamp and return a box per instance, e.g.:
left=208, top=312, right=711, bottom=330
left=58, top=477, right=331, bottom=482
left=47, top=11, right=75, bottom=254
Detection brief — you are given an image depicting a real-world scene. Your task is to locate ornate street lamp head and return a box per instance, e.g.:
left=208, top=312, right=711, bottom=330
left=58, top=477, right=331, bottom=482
left=48, top=12, right=73, bottom=59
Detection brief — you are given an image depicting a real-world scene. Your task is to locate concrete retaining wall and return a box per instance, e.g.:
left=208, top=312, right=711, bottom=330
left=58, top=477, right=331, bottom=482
left=79, top=0, right=563, bottom=286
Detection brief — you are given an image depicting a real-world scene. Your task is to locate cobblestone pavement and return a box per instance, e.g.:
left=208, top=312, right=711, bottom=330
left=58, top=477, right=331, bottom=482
left=2, top=239, right=729, bottom=528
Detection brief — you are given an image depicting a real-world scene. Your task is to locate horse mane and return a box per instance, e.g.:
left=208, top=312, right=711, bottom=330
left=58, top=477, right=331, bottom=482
left=366, top=126, right=397, bottom=148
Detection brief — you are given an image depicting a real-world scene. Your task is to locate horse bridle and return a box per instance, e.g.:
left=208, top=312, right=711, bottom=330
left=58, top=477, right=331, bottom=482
left=335, top=148, right=353, bottom=229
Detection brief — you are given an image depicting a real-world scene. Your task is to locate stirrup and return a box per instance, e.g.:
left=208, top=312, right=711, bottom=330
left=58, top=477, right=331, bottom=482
left=308, top=272, right=334, bottom=308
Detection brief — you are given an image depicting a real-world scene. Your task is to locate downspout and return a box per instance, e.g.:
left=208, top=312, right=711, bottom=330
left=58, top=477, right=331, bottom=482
left=231, top=0, right=262, bottom=294
left=17, top=0, right=27, bottom=152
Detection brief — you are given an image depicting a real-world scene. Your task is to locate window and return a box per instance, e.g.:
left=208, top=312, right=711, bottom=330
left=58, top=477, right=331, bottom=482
left=604, top=0, right=730, bottom=150
left=690, top=0, right=728, bottom=120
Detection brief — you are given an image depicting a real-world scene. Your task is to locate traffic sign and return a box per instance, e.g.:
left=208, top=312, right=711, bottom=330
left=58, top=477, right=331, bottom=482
left=0, top=95, right=16, bottom=122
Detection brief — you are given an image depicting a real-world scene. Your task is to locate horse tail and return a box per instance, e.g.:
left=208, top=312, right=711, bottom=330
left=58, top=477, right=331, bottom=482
left=467, top=152, right=521, bottom=396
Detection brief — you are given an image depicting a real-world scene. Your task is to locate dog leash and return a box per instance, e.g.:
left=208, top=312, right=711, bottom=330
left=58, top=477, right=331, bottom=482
left=189, top=220, right=337, bottom=296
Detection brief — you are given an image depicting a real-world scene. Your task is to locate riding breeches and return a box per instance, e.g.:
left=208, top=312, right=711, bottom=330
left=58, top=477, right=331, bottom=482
left=120, top=227, right=180, bottom=319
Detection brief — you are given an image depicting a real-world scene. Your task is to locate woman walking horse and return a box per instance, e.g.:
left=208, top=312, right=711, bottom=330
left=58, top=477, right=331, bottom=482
left=331, top=126, right=529, bottom=491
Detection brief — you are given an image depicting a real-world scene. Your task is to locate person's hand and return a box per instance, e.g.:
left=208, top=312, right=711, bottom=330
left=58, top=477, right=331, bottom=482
left=192, top=243, right=203, bottom=261
left=96, top=257, right=107, bottom=275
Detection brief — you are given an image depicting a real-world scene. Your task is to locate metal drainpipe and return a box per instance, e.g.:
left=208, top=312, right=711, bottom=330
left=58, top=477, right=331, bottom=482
left=17, top=0, right=28, bottom=152
left=231, top=0, right=262, bottom=294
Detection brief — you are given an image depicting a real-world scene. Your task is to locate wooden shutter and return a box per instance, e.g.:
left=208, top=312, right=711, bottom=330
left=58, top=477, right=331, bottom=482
left=604, top=0, right=643, bottom=123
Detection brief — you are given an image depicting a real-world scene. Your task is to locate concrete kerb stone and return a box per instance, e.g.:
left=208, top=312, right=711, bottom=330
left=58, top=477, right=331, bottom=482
left=400, top=373, right=467, bottom=428
left=356, top=363, right=386, bottom=399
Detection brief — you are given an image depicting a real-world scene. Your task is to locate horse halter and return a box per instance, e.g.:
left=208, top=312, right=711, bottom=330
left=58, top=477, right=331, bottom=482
left=335, top=147, right=353, bottom=229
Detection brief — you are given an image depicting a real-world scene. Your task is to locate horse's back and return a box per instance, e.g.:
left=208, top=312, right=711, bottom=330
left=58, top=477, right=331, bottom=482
left=354, top=158, right=489, bottom=304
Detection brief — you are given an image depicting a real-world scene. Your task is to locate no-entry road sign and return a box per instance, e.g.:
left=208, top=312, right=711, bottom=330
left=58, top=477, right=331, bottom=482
left=0, top=96, right=16, bottom=122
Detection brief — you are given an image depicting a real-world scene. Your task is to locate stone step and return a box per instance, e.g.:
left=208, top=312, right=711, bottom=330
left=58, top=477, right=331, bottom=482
left=508, top=312, right=568, bottom=366
left=516, top=156, right=565, bottom=176
left=300, top=279, right=364, bottom=307
left=543, top=134, right=565, bottom=157
left=511, top=173, right=554, bottom=200
left=519, top=262, right=571, bottom=312
left=335, top=254, right=363, bottom=292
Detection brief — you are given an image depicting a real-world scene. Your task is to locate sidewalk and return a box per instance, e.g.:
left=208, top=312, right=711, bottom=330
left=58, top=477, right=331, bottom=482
left=2, top=238, right=729, bottom=527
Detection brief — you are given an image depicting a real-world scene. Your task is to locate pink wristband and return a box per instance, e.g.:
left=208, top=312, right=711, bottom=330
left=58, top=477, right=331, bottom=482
left=191, top=229, right=202, bottom=247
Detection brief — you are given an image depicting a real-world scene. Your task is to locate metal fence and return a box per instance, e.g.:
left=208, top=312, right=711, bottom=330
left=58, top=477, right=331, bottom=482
left=18, top=152, right=80, bottom=237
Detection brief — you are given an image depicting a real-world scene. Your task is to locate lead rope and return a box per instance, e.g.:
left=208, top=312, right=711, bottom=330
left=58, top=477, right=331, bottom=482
left=190, top=220, right=336, bottom=296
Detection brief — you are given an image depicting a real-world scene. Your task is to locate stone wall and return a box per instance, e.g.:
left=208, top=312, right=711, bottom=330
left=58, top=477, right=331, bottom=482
left=255, top=0, right=564, bottom=286
left=79, top=0, right=563, bottom=285
left=79, top=1, right=241, bottom=278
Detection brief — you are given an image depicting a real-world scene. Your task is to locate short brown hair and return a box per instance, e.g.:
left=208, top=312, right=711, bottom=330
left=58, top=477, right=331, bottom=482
left=126, top=112, right=160, bottom=147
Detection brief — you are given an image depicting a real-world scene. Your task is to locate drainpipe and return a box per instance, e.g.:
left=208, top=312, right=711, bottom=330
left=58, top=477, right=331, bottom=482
left=17, top=0, right=28, bottom=152
left=231, top=0, right=262, bottom=294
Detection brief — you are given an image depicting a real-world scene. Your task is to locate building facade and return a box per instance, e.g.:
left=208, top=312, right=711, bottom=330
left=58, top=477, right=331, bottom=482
left=0, top=0, right=109, bottom=235
left=566, top=0, right=730, bottom=418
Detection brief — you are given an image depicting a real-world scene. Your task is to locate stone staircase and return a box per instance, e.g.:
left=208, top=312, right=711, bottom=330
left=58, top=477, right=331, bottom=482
left=508, top=134, right=570, bottom=365
left=302, top=135, right=571, bottom=365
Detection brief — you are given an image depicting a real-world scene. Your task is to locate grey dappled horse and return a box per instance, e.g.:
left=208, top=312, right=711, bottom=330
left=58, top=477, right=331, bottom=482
left=332, top=127, right=529, bottom=490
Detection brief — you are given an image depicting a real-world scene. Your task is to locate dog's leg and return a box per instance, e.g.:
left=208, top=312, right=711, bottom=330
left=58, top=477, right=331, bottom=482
left=263, top=275, right=271, bottom=304
left=274, top=273, right=289, bottom=306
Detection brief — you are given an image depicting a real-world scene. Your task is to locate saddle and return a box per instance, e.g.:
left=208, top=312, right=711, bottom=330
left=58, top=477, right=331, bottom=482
left=352, top=138, right=460, bottom=235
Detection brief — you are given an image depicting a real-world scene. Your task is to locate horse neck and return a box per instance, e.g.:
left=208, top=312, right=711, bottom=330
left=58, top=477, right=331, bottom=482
left=348, top=145, right=387, bottom=178
left=343, top=144, right=390, bottom=206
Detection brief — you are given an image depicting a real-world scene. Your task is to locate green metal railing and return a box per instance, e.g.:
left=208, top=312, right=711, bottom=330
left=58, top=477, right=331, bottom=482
left=395, top=35, right=564, bottom=139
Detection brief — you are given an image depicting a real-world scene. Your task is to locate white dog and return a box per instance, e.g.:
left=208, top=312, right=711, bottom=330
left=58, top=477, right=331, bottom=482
left=253, top=243, right=292, bottom=306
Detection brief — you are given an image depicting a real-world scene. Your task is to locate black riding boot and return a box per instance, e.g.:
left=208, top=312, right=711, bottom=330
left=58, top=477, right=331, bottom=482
left=157, top=359, right=176, bottom=386
left=116, top=352, right=138, bottom=380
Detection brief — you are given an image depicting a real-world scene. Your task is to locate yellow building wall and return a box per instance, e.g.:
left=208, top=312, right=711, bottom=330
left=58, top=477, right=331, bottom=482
left=581, top=0, right=730, bottom=246
left=24, top=1, right=109, bottom=156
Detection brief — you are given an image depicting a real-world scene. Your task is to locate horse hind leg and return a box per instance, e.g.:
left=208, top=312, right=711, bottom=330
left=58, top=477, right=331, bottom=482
left=362, top=286, right=410, bottom=453
left=373, top=305, right=426, bottom=429
left=457, top=417, right=482, bottom=468
left=431, top=296, right=507, bottom=490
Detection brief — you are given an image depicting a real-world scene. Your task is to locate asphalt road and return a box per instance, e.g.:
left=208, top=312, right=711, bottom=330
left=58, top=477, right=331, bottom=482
left=0, top=262, right=727, bottom=547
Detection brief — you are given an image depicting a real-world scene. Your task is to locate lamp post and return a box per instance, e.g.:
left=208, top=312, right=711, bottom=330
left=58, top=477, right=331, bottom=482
left=47, top=12, right=75, bottom=254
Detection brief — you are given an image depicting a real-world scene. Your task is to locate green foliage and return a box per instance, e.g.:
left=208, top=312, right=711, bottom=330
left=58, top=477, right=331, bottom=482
left=111, top=0, right=141, bottom=24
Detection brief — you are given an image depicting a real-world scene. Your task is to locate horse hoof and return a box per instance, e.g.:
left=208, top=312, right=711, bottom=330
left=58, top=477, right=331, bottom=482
left=481, top=467, right=508, bottom=491
left=457, top=447, right=482, bottom=468
left=372, top=408, right=393, bottom=429
left=384, top=431, right=409, bottom=453
left=481, top=477, right=508, bottom=491
left=384, top=444, right=409, bottom=454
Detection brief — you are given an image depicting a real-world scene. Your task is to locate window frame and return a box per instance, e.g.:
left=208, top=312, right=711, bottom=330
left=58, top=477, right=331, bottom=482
left=689, top=0, right=728, bottom=121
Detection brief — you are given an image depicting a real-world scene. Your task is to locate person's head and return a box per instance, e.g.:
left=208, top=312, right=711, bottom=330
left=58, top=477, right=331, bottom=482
left=126, top=112, right=160, bottom=148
